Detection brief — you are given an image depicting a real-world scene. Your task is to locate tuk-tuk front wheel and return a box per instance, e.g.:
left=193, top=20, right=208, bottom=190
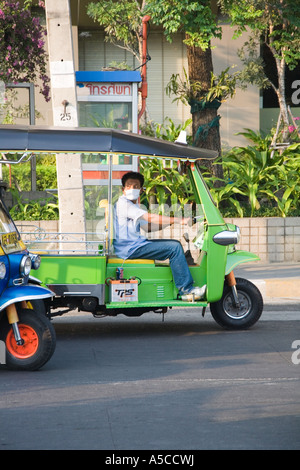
left=0, top=308, right=56, bottom=371
left=210, top=277, right=263, bottom=330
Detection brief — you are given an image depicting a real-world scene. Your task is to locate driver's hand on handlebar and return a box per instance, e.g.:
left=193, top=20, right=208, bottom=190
left=180, top=217, right=193, bottom=226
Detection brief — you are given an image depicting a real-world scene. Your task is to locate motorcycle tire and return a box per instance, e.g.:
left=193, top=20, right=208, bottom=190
left=210, top=277, right=263, bottom=330
left=0, top=308, right=56, bottom=371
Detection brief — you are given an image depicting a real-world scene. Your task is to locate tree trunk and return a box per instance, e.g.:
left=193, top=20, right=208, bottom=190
left=276, top=58, right=289, bottom=140
left=186, top=40, right=223, bottom=182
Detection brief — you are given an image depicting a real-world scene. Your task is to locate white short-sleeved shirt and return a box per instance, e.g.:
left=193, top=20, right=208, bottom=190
left=113, top=195, right=150, bottom=259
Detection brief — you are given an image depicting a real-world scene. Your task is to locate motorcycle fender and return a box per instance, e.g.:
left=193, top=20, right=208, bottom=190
left=28, top=275, right=43, bottom=285
left=225, top=250, right=260, bottom=275
left=0, top=285, right=54, bottom=313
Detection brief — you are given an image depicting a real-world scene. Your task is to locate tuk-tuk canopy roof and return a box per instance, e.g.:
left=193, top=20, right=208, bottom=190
left=0, top=125, right=218, bottom=160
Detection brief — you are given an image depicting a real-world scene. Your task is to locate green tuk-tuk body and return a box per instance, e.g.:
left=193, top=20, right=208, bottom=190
left=0, top=126, right=263, bottom=329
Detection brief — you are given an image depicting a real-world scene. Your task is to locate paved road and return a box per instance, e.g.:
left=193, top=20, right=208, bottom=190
left=0, top=308, right=299, bottom=451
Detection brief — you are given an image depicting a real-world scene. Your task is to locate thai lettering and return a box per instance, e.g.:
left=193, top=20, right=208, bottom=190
left=85, top=83, right=131, bottom=96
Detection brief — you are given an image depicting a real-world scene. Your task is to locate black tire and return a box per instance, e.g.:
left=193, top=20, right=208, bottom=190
left=210, top=277, right=263, bottom=330
left=0, top=308, right=56, bottom=371
left=26, top=299, right=47, bottom=316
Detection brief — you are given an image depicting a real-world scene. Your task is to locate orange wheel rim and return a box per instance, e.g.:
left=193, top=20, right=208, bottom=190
left=6, top=324, right=39, bottom=359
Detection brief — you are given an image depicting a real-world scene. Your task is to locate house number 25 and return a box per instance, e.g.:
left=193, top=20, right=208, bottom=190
left=61, top=99, right=71, bottom=121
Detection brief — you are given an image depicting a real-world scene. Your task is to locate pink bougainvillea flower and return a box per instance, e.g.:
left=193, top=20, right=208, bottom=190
left=0, top=0, right=50, bottom=101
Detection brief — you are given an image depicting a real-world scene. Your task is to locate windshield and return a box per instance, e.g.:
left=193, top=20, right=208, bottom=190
left=0, top=199, right=23, bottom=254
left=0, top=200, right=18, bottom=234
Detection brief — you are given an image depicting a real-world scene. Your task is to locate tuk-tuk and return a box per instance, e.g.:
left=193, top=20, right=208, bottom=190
left=0, top=178, right=56, bottom=370
left=0, top=125, right=263, bottom=330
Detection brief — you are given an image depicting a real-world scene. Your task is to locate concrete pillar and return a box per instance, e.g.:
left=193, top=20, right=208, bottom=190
left=45, top=0, right=86, bottom=252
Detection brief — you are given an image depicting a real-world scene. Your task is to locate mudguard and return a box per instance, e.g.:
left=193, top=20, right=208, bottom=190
left=225, top=250, right=260, bottom=275
left=0, top=284, right=53, bottom=312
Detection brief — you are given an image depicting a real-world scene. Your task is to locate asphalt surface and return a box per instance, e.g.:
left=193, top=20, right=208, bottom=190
left=0, top=301, right=299, bottom=451
left=0, top=261, right=299, bottom=451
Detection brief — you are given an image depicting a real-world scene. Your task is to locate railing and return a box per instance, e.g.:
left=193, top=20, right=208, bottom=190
left=19, top=225, right=107, bottom=255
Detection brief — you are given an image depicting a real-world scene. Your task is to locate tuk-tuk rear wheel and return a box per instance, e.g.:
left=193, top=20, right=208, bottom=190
left=210, top=277, right=263, bottom=330
left=0, top=308, right=56, bottom=371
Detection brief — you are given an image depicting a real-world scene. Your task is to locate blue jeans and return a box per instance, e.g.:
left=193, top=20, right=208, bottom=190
left=127, top=239, right=194, bottom=294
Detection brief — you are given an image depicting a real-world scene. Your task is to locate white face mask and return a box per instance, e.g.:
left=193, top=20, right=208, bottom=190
left=124, top=188, right=140, bottom=201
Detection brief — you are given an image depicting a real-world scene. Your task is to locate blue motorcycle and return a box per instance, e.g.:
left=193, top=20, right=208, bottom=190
left=0, top=183, right=56, bottom=370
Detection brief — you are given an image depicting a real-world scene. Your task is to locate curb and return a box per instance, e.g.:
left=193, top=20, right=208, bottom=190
left=249, top=278, right=300, bottom=303
left=235, top=262, right=300, bottom=303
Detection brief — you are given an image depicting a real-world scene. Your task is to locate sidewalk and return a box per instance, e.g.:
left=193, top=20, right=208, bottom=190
left=235, top=262, right=300, bottom=305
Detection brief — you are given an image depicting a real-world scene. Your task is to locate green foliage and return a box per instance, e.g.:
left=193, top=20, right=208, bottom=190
left=218, top=0, right=300, bottom=142
left=207, top=68, right=240, bottom=102
left=145, top=0, right=221, bottom=49
left=141, top=125, right=300, bottom=218
left=236, top=128, right=272, bottom=150
left=84, top=185, right=115, bottom=220
left=2, top=155, right=57, bottom=191
left=2, top=154, right=58, bottom=220
left=219, top=0, right=300, bottom=69
left=219, top=0, right=300, bottom=106
left=205, top=131, right=300, bottom=217
left=141, top=116, right=192, bottom=143
left=140, top=157, right=195, bottom=214
left=9, top=190, right=59, bottom=221
left=166, top=67, right=239, bottom=107
left=105, top=61, right=133, bottom=71
left=87, top=0, right=144, bottom=61
left=138, top=118, right=194, bottom=212
left=235, top=37, right=270, bottom=91
left=6, top=119, right=300, bottom=220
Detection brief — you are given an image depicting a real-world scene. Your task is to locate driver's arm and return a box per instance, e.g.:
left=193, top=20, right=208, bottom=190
left=140, top=213, right=191, bottom=232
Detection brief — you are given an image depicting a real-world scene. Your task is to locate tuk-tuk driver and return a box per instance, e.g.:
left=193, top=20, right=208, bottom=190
left=113, top=171, right=206, bottom=299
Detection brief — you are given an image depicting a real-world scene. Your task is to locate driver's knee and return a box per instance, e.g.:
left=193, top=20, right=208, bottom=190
left=166, top=239, right=184, bottom=257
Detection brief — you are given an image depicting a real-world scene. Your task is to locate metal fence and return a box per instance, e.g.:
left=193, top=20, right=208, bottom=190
left=19, top=225, right=107, bottom=255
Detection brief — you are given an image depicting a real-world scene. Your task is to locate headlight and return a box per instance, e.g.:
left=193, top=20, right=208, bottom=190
left=0, top=262, right=6, bottom=279
left=213, top=226, right=240, bottom=246
left=20, top=255, right=32, bottom=276
left=30, top=253, right=41, bottom=270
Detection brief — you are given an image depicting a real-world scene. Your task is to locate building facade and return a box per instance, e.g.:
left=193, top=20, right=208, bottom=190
left=6, top=1, right=300, bottom=148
